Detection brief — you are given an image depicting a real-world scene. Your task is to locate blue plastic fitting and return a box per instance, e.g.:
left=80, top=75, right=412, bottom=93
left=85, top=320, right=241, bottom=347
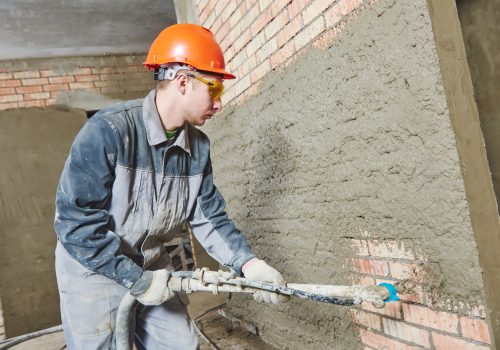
left=378, top=282, right=399, bottom=302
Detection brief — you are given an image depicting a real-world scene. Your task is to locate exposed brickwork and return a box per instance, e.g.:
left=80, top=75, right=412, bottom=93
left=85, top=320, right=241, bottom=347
left=0, top=58, right=155, bottom=111
left=195, top=0, right=367, bottom=106
left=349, top=238, right=492, bottom=349
left=460, top=317, right=492, bottom=344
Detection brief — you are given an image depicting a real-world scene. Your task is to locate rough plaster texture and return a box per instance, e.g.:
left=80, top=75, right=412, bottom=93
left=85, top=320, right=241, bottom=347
left=429, top=0, right=500, bottom=344
left=201, top=0, right=486, bottom=348
left=0, top=107, right=87, bottom=337
left=0, top=0, right=176, bottom=60
left=457, top=0, right=500, bottom=213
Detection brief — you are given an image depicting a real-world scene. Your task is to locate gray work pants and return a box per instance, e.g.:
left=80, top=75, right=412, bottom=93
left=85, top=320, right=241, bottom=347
left=55, top=243, right=199, bottom=350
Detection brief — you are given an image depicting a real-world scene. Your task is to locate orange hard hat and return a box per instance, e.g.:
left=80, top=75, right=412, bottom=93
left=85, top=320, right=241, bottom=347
left=144, top=24, right=235, bottom=80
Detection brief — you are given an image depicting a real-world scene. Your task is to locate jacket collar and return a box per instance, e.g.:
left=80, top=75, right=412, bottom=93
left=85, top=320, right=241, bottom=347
left=143, top=89, right=191, bottom=155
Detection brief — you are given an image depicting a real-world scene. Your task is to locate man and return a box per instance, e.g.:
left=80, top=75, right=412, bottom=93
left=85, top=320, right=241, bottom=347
left=54, top=24, right=287, bottom=350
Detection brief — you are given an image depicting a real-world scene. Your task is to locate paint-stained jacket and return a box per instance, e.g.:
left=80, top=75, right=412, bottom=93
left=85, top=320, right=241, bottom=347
left=54, top=90, right=255, bottom=288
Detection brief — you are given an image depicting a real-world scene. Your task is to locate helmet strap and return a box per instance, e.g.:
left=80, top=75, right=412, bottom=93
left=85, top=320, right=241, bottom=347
left=155, top=63, right=193, bottom=81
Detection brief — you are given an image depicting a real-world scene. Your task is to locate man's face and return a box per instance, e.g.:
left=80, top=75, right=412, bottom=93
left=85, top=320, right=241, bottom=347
left=183, top=72, right=223, bottom=126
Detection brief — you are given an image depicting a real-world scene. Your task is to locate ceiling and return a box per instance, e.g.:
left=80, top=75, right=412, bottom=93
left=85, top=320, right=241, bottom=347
left=0, top=0, right=177, bottom=60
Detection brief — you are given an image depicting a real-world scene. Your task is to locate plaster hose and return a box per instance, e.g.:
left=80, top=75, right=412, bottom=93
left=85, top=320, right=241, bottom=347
left=113, top=270, right=398, bottom=350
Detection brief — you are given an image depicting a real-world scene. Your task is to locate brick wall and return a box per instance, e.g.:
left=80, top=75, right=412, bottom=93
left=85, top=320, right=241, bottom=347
left=0, top=55, right=156, bottom=111
left=350, top=237, right=491, bottom=349
left=196, top=0, right=366, bottom=107
left=192, top=0, right=494, bottom=349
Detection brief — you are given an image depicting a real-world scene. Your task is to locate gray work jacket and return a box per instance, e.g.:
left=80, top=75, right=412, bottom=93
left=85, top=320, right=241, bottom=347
left=54, top=90, right=255, bottom=288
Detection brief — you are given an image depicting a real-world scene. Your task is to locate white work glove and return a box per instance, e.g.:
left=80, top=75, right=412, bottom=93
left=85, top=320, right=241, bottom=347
left=242, top=259, right=290, bottom=304
left=134, top=270, right=175, bottom=306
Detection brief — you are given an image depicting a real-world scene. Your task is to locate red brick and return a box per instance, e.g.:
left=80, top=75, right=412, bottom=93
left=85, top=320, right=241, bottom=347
left=45, top=98, right=57, bottom=106
left=43, top=84, right=69, bottom=92
left=269, top=0, right=289, bottom=17
left=0, top=79, right=21, bottom=88
left=250, top=6, right=272, bottom=36
left=217, top=21, right=231, bottom=42
left=0, top=72, right=13, bottom=80
left=232, top=28, right=253, bottom=54
left=287, top=0, right=310, bottom=19
left=72, top=67, right=92, bottom=75
left=13, top=71, right=40, bottom=79
left=270, top=39, right=296, bottom=69
left=211, top=17, right=223, bottom=36
left=460, top=317, right=491, bottom=344
left=402, top=304, right=458, bottom=333
left=256, top=37, right=278, bottom=62
left=220, top=0, right=238, bottom=23
left=94, top=81, right=113, bottom=88
left=21, top=78, right=48, bottom=86
left=40, top=69, right=61, bottom=78
left=352, top=258, right=390, bottom=276
left=19, top=100, right=45, bottom=108
left=49, top=76, right=75, bottom=84
left=294, top=16, right=326, bottom=51
left=358, top=328, right=421, bottom=350
left=16, top=85, right=44, bottom=94
left=303, top=0, right=334, bottom=25
left=368, top=240, right=416, bottom=260
left=75, top=74, right=99, bottom=82
left=265, top=9, right=289, bottom=40
left=353, top=276, right=376, bottom=286
left=389, top=262, right=426, bottom=282
left=362, top=300, right=402, bottom=319
left=325, top=0, right=364, bottom=28
left=350, top=309, right=381, bottom=330
left=23, top=92, right=50, bottom=101
left=277, top=15, right=302, bottom=48
left=432, top=332, right=490, bottom=350
left=0, top=94, right=23, bottom=103
left=0, top=87, right=16, bottom=95
left=382, top=318, right=430, bottom=347
left=0, top=102, right=18, bottom=110
left=250, top=59, right=271, bottom=83
left=69, top=82, right=95, bottom=90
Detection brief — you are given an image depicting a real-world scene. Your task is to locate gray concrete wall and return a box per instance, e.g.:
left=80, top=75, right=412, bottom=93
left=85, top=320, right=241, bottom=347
left=200, top=0, right=488, bottom=348
left=0, top=0, right=176, bottom=60
left=0, top=107, right=87, bottom=337
left=457, top=0, right=500, bottom=213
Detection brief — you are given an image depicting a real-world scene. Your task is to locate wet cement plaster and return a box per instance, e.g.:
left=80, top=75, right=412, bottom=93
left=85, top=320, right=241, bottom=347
left=0, top=106, right=87, bottom=337
left=201, top=0, right=486, bottom=348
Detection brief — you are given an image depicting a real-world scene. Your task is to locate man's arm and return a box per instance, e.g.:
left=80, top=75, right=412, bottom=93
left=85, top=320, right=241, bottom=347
left=188, top=154, right=256, bottom=276
left=54, top=116, right=143, bottom=288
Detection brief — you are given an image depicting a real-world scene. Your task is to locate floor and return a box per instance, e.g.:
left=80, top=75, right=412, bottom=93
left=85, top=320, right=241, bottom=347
left=5, top=293, right=275, bottom=350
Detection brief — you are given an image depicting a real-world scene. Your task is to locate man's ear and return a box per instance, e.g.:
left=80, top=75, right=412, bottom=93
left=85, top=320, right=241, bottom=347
left=175, top=74, right=188, bottom=95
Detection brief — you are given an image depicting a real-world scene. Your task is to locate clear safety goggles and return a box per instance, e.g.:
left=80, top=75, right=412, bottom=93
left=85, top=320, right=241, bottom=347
left=185, top=73, right=224, bottom=100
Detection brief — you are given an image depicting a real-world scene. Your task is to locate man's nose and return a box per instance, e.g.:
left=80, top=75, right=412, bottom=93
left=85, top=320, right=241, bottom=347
left=213, top=99, right=222, bottom=112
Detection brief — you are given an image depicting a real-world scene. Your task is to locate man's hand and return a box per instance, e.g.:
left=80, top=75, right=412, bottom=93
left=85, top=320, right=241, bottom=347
left=242, top=258, right=290, bottom=304
left=131, top=270, right=175, bottom=306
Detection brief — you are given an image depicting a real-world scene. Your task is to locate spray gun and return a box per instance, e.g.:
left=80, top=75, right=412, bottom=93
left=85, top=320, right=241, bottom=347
left=114, top=268, right=398, bottom=350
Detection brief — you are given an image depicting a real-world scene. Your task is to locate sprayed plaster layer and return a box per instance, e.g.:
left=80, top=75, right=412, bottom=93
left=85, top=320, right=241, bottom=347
left=201, top=0, right=486, bottom=348
left=0, top=106, right=87, bottom=337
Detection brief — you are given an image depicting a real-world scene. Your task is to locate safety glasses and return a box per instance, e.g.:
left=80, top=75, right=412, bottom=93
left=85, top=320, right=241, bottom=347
left=185, top=73, right=224, bottom=100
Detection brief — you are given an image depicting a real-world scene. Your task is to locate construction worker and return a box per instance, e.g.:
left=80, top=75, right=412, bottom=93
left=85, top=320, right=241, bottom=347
left=54, top=24, right=288, bottom=349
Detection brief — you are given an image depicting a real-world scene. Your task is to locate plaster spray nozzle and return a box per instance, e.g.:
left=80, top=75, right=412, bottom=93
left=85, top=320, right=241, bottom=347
left=378, top=282, right=399, bottom=303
